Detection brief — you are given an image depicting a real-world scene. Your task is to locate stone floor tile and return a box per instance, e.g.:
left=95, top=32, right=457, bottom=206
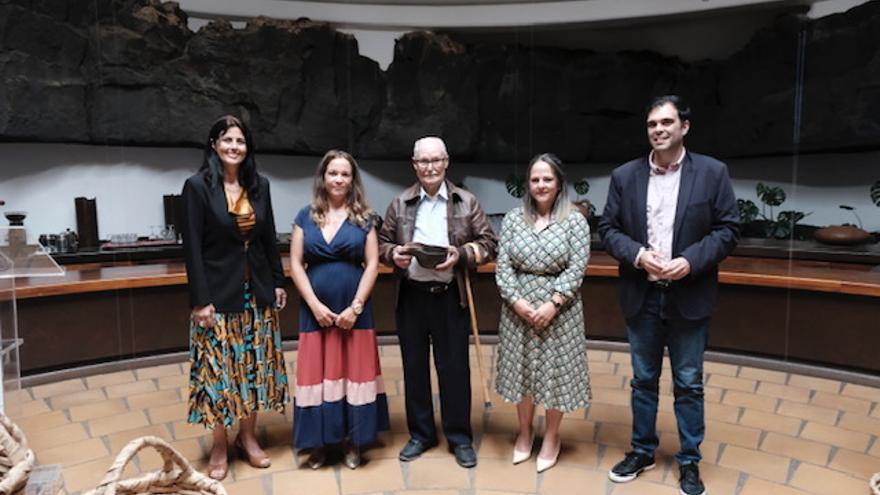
left=88, top=410, right=150, bottom=437
left=68, top=398, right=130, bottom=422
left=840, top=383, right=880, bottom=402
left=740, top=409, right=802, bottom=436
left=586, top=403, right=631, bottom=426
left=61, top=456, right=119, bottom=493
left=135, top=438, right=208, bottom=471
left=272, top=469, right=339, bottom=495
left=366, top=432, right=410, bottom=460
left=610, top=478, right=679, bottom=495
left=708, top=374, right=757, bottom=393
left=718, top=444, right=790, bottom=483
left=474, top=457, right=537, bottom=493
left=85, top=370, right=136, bottom=389
left=722, top=390, right=778, bottom=413
left=738, top=366, right=788, bottom=384
left=478, top=433, right=517, bottom=461
left=589, top=361, right=617, bottom=376
left=16, top=410, right=70, bottom=434
left=810, top=391, right=872, bottom=415
left=800, top=422, right=871, bottom=452
left=740, top=477, right=812, bottom=495
left=539, top=466, right=608, bottom=495
left=776, top=400, right=839, bottom=425
left=656, top=411, right=679, bottom=433
left=558, top=418, right=596, bottom=443
left=828, top=448, right=877, bottom=479
left=48, top=388, right=108, bottom=410
left=609, top=352, right=630, bottom=365
left=396, top=491, right=460, bottom=495
left=339, top=458, right=404, bottom=493
left=224, top=476, right=268, bottom=495
left=104, top=424, right=173, bottom=453
left=704, top=402, right=741, bottom=424
left=474, top=491, right=524, bottom=495
left=31, top=378, right=87, bottom=399
left=586, top=350, right=610, bottom=362
left=485, top=412, right=521, bottom=436
left=590, top=373, right=626, bottom=390
left=37, top=437, right=109, bottom=466
left=4, top=388, right=33, bottom=404
left=169, top=420, right=212, bottom=441
left=14, top=399, right=51, bottom=418
left=756, top=382, right=810, bottom=403
left=407, top=456, right=470, bottom=490
left=231, top=445, right=295, bottom=480
left=559, top=441, right=600, bottom=468
left=592, top=388, right=631, bottom=407
left=869, top=440, right=880, bottom=458
left=787, top=375, right=841, bottom=394
left=135, top=363, right=183, bottom=380
left=705, top=420, right=761, bottom=449
left=27, top=422, right=90, bottom=451
left=595, top=422, right=631, bottom=449
left=157, top=373, right=189, bottom=390
left=105, top=379, right=158, bottom=399
left=759, top=432, right=831, bottom=466
left=146, top=402, right=188, bottom=425
left=126, top=388, right=182, bottom=411
left=597, top=445, right=626, bottom=473
left=704, top=362, right=739, bottom=377
left=837, top=411, right=880, bottom=436
left=789, top=462, right=868, bottom=494
left=697, top=463, right=742, bottom=495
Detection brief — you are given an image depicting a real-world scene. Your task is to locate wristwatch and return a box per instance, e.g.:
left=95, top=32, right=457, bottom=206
left=351, top=298, right=364, bottom=316
left=551, top=295, right=563, bottom=309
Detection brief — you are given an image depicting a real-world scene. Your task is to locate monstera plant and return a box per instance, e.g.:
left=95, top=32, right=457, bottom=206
left=737, top=182, right=810, bottom=239
left=505, top=173, right=526, bottom=199
left=872, top=180, right=880, bottom=209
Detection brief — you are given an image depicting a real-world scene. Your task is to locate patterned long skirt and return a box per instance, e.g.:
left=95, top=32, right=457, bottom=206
left=187, top=284, right=290, bottom=429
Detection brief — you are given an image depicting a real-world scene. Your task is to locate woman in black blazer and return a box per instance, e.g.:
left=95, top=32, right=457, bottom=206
left=181, top=115, right=290, bottom=480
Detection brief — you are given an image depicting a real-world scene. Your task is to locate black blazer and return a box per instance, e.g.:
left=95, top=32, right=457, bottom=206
left=181, top=172, right=286, bottom=313
left=598, top=151, right=740, bottom=320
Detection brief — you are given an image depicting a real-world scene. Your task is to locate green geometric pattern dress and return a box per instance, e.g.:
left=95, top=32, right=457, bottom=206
left=494, top=207, right=592, bottom=412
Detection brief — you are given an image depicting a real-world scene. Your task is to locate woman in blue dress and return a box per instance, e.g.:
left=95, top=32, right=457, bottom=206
left=290, top=150, right=389, bottom=469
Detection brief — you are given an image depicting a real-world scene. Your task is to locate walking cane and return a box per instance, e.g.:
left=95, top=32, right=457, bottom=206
left=463, top=269, right=492, bottom=409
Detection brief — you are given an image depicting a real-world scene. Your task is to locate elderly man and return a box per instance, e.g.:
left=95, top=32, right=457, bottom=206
left=378, top=136, right=497, bottom=468
left=599, top=96, right=739, bottom=495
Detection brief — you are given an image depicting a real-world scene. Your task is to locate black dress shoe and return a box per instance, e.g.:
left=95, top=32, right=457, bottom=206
left=452, top=444, right=477, bottom=468
left=398, top=438, right=437, bottom=462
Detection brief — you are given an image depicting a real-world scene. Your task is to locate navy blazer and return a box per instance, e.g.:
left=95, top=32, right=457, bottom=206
left=598, top=151, right=740, bottom=320
left=181, top=172, right=286, bottom=313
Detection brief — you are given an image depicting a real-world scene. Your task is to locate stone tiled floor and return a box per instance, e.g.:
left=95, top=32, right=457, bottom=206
left=7, top=345, right=880, bottom=495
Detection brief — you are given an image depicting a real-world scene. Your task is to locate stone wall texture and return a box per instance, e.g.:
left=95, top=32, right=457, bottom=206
left=1, top=0, right=879, bottom=161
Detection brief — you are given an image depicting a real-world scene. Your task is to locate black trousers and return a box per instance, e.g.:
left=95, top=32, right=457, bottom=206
left=396, top=279, right=472, bottom=447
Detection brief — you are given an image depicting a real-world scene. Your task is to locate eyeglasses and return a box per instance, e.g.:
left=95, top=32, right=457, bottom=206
left=413, top=157, right=448, bottom=169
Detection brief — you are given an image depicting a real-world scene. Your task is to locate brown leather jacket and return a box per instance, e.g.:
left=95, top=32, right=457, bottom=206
left=378, top=180, right=498, bottom=308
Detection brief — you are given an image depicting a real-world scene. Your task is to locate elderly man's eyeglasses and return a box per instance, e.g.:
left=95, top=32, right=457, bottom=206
left=413, top=157, right=448, bottom=169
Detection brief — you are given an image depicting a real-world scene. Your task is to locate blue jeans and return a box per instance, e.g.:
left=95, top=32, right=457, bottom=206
left=626, top=287, right=708, bottom=465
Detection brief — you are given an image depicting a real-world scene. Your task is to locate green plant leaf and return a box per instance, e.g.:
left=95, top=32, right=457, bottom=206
left=574, top=178, right=591, bottom=196
left=871, top=180, right=880, bottom=207
left=737, top=199, right=759, bottom=224
left=505, top=173, right=526, bottom=198
left=757, top=182, right=786, bottom=207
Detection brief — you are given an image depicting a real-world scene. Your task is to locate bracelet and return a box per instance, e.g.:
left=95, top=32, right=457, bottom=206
left=551, top=296, right=563, bottom=309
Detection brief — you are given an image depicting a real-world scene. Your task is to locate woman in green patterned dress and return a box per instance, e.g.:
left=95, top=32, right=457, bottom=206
left=494, top=153, right=591, bottom=473
left=181, top=115, right=290, bottom=480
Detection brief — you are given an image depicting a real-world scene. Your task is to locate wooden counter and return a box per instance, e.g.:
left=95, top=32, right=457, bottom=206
left=8, top=253, right=880, bottom=375
left=11, top=253, right=880, bottom=299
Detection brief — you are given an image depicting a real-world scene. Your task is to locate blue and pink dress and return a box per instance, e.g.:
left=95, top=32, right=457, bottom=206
left=292, top=206, right=390, bottom=448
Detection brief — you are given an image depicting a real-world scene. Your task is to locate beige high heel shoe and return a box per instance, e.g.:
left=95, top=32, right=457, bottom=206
left=536, top=441, right=560, bottom=473
left=512, top=431, right=535, bottom=465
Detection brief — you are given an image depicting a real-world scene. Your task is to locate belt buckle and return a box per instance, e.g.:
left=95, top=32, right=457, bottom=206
left=655, top=279, right=671, bottom=289
left=428, top=284, right=446, bottom=294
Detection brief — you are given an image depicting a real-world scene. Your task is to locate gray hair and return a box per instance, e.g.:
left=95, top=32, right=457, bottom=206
left=413, top=136, right=448, bottom=158
left=522, top=153, right=572, bottom=227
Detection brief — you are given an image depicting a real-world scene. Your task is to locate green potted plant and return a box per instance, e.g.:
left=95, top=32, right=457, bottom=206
left=572, top=178, right=598, bottom=231
left=740, top=182, right=810, bottom=239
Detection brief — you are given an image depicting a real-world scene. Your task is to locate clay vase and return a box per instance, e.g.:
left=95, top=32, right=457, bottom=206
left=813, top=225, right=872, bottom=245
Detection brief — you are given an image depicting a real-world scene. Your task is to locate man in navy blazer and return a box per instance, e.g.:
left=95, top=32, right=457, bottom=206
left=598, top=96, right=739, bottom=495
